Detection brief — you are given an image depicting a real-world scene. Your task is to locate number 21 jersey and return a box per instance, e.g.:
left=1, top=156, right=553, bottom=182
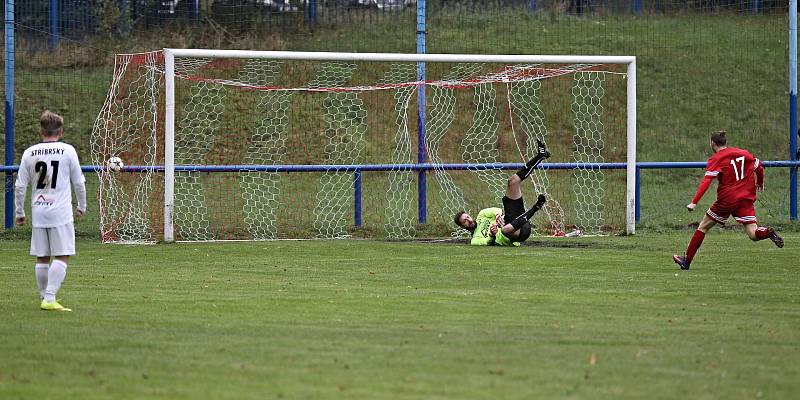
left=15, top=141, right=85, bottom=227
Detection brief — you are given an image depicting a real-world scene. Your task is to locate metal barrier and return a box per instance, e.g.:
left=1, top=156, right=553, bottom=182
left=4, top=160, right=799, bottom=229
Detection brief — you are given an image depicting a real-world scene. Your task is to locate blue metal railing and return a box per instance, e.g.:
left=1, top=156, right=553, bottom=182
left=4, top=0, right=14, bottom=230
left=354, top=169, right=362, bottom=226
left=3, top=160, right=799, bottom=175
left=790, top=0, right=798, bottom=220
left=8, top=0, right=787, bottom=50
left=3, top=160, right=799, bottom=228
left=416, top=0, right=427, bottom=224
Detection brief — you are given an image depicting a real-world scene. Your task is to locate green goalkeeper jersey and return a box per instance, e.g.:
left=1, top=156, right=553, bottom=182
left=469, top=207, right=521, bottom=247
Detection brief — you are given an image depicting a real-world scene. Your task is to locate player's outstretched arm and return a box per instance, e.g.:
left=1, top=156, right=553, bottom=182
left=690, top=175, right=714, bottom=210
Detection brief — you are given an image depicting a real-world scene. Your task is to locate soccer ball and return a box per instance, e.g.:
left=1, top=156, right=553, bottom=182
left=107, top=156, right=124, bottom=172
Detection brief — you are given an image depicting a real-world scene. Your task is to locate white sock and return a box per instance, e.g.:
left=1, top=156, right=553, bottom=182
left=44, top=260, right=68, bottom=303
left=35, top=263, right=49, bottom=299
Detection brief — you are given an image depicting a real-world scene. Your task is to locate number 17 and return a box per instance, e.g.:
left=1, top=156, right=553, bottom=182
left=730, top=156, right=745, bottom=181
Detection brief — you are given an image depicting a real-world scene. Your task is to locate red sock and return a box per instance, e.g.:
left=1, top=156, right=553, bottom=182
left=754, top=227, right=770, bottom=240
left=685, top=230, right=706, bottom=263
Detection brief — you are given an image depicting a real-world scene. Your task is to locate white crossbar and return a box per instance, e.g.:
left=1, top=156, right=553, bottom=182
left=161, top=49, right=637, bottom=241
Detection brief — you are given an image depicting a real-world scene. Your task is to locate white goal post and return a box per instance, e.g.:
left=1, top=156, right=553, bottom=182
left=164, top=49, right=637, bottom=241
left=93, top=49, right=636, bottom=243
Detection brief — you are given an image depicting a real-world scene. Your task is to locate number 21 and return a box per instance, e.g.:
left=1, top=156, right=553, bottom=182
left=34, top=160, right=60, bottom=189
left=730, top=156, right=745, bottom=181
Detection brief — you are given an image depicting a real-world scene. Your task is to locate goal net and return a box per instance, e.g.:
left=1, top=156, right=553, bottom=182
left=91, top=50, right=635, bottom=243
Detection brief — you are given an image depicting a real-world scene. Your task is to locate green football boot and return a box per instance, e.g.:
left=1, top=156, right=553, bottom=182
left=40, top=300, right=72, bottom=312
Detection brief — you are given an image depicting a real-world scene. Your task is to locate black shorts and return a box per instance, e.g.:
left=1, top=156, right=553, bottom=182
left=502, top=196, right=532, bottom=242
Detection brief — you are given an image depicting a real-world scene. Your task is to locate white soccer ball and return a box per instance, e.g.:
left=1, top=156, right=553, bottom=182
left=107, top=156, right=124, bottom=172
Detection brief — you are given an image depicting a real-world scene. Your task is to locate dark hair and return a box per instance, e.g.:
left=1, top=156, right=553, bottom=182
left=710, top=130, right=727, bottom=146
left=453, top=211, right=470, bottom=230
left=40, top=110, right=64, bottom=137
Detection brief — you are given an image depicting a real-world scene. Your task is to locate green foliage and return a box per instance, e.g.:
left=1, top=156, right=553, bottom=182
left=96, top=0, right=124, bottom=40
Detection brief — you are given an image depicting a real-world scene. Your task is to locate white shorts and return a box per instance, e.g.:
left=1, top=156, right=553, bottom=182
left=30, top=222, right=76, bottom=257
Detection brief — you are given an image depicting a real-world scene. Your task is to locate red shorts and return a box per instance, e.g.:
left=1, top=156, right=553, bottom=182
left=706, top=199, right=757, bottom=225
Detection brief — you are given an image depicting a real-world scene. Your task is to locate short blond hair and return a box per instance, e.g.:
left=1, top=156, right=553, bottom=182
left=40, top=110, right=64, bottom=137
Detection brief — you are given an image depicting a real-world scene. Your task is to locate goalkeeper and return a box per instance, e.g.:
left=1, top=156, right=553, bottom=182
left=453, top=140, right=550, bottom=246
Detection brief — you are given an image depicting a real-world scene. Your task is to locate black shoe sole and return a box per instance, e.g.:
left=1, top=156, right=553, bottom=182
left=767, top=228, right=784, bottom=248
left=536, top=140, right=550, bottom=159
left=673, top=256, right=690, bottom=270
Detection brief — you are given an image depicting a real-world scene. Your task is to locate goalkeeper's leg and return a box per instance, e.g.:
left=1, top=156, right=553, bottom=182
left=505, top=194, right=546, bottom=235
left=507, top=140, right=550, bottom=201
left=515, top=139, right=551, bottom=182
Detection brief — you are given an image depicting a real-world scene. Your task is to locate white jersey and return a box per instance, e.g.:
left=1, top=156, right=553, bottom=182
left=15, top=141, right=86, bottom=228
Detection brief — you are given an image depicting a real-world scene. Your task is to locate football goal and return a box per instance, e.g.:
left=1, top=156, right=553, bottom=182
left=91, top=49, right=636, bottom=243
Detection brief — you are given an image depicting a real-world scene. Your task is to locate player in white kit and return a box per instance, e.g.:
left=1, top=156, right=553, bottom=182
left=15, top=110, right=87, bottom=312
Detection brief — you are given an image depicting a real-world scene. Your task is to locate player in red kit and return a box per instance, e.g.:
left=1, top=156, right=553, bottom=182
left=673, top=130, right=783, bottom=270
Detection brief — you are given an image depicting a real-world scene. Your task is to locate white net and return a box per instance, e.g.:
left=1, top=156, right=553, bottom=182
left=382, top=63, right=418, bottom=239
left=91, top=51, right=628, bottom=242
left=572, top=70, right=608, bottom=234
left=239, top=60, right=289, bottom=240
left=91, top=51, right=162, bottom=243
left=312, top=63, right=367, bottom=238
left=508, top=67, right=568, bottom=236
left=425, top=64, right=478, bottom=239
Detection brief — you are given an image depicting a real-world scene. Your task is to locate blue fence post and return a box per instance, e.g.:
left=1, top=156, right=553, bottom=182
left=48, top=0, right=59, bottom=51
left=354, top=170, right=362, bottom=227
left=635, top=165, right=641, bottom=223
left=790, top=0, right=798, bottom=220
left=305, top=0, right=318, bottom=25
left=416, top=0, right=427, bottom=224
left=631, top=0, right=642, bottom=14
left=120, top=0, right=129, bottom=36
left=749, top=0, right=761, bottom=14
left=4, top=0, right=15, bottom=229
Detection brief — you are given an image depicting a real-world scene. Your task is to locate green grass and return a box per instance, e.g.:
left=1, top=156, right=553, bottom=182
left=1, top=232, right=798, bottom=399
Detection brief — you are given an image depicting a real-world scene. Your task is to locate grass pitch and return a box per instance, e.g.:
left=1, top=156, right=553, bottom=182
left=0, top=231, right=798, bottom=399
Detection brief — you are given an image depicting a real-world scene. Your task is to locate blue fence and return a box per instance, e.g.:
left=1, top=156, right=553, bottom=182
left=4, top=0, right=789, bottom=49
left=3, top=161, right=799, bottom=229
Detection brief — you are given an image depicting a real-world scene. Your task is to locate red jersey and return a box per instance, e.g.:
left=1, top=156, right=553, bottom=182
left=692, top=147, right=764, bottom=205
